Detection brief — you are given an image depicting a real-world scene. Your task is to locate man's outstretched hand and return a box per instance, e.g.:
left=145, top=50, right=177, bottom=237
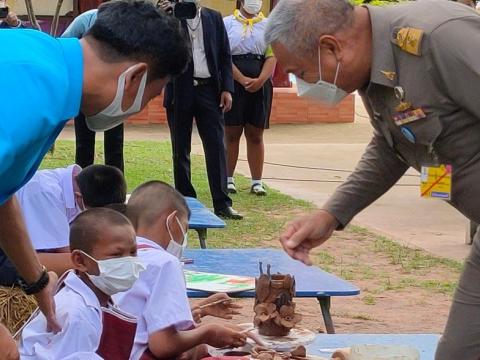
left=34, top=271, right=61, bottom=333
left=280, top=210, right=339, bottom=265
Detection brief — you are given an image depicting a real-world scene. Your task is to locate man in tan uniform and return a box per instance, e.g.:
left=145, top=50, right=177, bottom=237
left=265, top=0, right=480, bottom=358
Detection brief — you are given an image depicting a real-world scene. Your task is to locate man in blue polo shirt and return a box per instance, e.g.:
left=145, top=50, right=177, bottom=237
left=0, top=0, right=190, bottom=342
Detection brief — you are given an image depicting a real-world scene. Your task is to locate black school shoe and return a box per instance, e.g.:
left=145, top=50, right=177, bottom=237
left=215, top=206, right=244, bottom=220
left=250, top=183, right=267, bottom=196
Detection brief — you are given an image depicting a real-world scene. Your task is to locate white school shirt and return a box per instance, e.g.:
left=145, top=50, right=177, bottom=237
left=19, top=272, right=103, bottom=360
left=223, top=13, right=269, bottom=56
left=187, top=8, right=211, bottom=79
left=15, top=164, right=81, bottom=250
left=113, top=236, right=194, bottom=360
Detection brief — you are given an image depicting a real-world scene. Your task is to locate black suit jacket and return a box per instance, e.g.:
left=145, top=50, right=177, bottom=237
left=163, top=7, right=234, bottom=108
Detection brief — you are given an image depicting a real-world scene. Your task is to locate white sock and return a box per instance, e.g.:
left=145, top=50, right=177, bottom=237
left=251, top=179, right=262, bottom=187
left=227, top=177, right=235, bottom=184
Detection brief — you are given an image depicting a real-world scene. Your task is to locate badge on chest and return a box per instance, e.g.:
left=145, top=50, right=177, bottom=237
left=420, top=164, right=452, bottom=201
left=391, top=86, right=428, bottom=142
left=393, top=107, right=426, bottom=126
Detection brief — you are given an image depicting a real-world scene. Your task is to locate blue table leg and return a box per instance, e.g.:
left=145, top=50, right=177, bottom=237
left=195, top=229, right=207, bottom=249
left=318, top=296, right=335, bottom=334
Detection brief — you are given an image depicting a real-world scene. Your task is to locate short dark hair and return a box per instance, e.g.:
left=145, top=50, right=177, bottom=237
left=105, top=202, right=129, bottom=216
left=86, top=0, right=191, bottom=79
left=127, top=180, right=190, bottom=230
left=76, top=164, right=126, bottom=208
left=70, top=208, right=132, bottom=253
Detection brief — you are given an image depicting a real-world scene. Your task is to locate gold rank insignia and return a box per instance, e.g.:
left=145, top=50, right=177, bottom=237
left=381, top=71, right=396, bottom=81
left=396, top=27, right=424, bottom=56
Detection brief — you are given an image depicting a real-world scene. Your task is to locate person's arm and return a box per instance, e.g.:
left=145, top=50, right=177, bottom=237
left=245, top=55, right=276, bottom=93
left=233, top=64, right=254, bottom=86
left=280, top=132, right=409, bottom=264
left=217, top=12, right=234, bottom=94
left=148, top=324, right=247, bottom=359
left=244, top=45, right=276, bottom=93
left=428, top=17, right=480, bottom=119
left=257, top=56, right=276, bottom=85
left=61, top=10, right=97, bottom=39
left=38, top=253, right=73, bottom=277
left=322, top=132, right=409, bottom=227
left=0, top=197, right=60, bottom=332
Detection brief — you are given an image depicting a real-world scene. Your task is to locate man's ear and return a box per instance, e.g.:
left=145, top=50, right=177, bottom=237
left=124, top=63, right=148, bottom=92
left=319, top=35, right=343, bottom=62
left=71, top=250, right=89, bottom=272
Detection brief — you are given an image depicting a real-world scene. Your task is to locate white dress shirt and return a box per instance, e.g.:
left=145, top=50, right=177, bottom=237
left=187, top=8, right=211, bottom=79
left=223, top=14, right=269, bottom=56
left=15, top=165, right=81, bottom=250
left=19, top=272, right=103, bottom=360
left=113, top=236, right=194, bottom=360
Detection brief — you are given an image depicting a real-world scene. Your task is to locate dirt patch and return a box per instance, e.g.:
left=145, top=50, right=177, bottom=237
left=193, top=226, right=461, bottom=335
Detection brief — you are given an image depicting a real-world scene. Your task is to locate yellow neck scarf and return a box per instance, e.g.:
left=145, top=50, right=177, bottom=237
left=233, top=9, right=265, bottom=38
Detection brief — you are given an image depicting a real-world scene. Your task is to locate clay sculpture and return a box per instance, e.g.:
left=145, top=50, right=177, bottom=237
left=253, top=263, right=302, bottom=336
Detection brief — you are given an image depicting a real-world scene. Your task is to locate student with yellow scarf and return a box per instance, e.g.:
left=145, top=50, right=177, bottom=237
left=223, top=0, right=276, bottom=196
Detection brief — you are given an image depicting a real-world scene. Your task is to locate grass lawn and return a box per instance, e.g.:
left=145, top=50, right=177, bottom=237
left=41, top=140, right=313, bottom=249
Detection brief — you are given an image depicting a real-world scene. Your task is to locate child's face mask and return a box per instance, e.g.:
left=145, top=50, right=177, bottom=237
left=165, top=212, right=188, bottom=259
left=81, top=251, right=146, bottom=296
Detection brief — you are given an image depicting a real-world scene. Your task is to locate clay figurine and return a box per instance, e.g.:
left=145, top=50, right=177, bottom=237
left=253, top=263, right=302, bottom=336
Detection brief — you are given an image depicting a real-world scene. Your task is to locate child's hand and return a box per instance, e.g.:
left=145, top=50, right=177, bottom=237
left=200, top=293, right=242, bottom=320
left=191, top=306, right=202, bottom=323
left=206, top=324, right=247, bottom=349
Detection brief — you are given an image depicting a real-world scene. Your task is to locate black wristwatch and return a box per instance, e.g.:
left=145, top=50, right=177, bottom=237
left=18, top=266, right=49, bottom=295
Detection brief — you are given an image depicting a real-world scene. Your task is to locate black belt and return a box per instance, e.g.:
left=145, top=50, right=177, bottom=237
left=193, top=77, right=213, bottom=86
left=232, top=54, right=265, bottom=61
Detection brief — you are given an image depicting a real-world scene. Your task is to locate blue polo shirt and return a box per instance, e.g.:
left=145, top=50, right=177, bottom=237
left=0, top=29, right=83, bottom=205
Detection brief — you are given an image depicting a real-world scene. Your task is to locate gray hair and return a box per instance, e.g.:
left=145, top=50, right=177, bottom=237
left=265, top=0, right=354, bottom=57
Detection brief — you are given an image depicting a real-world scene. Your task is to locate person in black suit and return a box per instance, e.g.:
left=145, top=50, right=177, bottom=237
left=163, top=1, right=243, bottom=220
left=62, top=1, right=125, bottom=173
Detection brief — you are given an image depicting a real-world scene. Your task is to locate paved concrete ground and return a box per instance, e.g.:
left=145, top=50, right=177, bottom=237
left=59, top=95, right=470, bottom=260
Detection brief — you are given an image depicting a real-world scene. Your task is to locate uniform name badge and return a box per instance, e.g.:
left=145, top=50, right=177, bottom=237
left=420, top=164, right=452, bottom=200
left=393, top=107, right=426, bottom=126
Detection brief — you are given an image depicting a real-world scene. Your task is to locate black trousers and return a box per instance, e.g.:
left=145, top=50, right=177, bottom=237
left=74, top=112, right=125, bottom=173
left=167, top=83, right=232, bottom=211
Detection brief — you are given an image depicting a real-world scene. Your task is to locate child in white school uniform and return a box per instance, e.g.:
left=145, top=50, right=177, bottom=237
left=19, top=208, right=145, bottom=360
left=0, top=164, right=127, bottom=286
left=114, top=181, right=251, bottom=360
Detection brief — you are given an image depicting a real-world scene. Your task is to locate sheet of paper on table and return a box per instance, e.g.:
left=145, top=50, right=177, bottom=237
left=184, top=270, right=255, bottom=293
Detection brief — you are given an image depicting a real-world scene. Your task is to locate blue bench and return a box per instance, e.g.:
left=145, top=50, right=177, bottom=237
left=307, top=334, right=440, bottom=360
left=184, top=248, right=360, bottom=334
left=186, top=197, right=225, bottom=249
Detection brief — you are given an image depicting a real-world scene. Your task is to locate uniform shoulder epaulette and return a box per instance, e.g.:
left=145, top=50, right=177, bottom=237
left=395, top=27, right=424, bottom=56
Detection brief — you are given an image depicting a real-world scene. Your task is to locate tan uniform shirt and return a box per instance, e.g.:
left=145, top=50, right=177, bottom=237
left=323, top=0, right=480, bottom=227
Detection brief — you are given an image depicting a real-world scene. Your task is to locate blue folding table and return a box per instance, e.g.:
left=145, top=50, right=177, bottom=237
left=307, top=334, right=440, bottom=360
left=186, top=197, right=225, bottom=249
left=184, top=248, right=360, bottom=334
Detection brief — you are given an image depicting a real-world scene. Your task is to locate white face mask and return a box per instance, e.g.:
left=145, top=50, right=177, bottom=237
left=81, top=251, right=146, bottom=296
left=86, top=65, right=148, bottom=132
left=243, top=0, right=262, bottom=15
left=166, top=213, right=188, bottom=259
left=295, top=48, right=348, bottom=106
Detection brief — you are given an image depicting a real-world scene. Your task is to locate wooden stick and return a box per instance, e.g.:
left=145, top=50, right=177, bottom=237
left=197, top=298, right=230, bottom=309
left=239, top=327, right=255, bottom=334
